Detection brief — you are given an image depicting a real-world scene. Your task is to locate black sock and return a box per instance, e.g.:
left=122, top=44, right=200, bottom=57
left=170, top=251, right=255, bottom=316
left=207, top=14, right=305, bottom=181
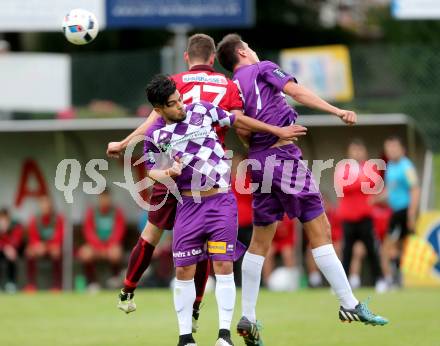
left=218, top=329, right=231, bottom=339
left=179, top=334, right=194, bottom=342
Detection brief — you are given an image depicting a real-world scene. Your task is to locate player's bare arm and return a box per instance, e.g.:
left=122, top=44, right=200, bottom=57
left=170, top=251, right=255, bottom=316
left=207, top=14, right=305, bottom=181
left=106, top=110, right=161, bottom=158
left=283, top=81, right=357, bottom=125
left=233, top=112, right=307, bottom=141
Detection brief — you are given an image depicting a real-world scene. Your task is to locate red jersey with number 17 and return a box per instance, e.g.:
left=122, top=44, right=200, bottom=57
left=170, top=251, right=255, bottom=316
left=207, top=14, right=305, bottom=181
left=171, top=65, right=243, bottom=144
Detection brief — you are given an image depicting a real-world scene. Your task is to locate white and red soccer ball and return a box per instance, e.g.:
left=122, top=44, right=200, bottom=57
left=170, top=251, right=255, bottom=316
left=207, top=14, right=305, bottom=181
left=62, top=9, right=99, bottom=45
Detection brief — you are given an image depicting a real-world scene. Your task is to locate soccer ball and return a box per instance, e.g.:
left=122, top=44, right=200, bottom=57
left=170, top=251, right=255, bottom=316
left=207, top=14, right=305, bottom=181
left=267, top=267, right=299, bottom=292
left=62, top=9, right=99, bottom=45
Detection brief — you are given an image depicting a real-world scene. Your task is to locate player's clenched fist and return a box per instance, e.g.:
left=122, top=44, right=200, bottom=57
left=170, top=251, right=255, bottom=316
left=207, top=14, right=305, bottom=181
left=336, top=109, right=357, bottom=125
left=166, top=157, right=183, bottom=177
left=106, top=141, right=124, bottom=158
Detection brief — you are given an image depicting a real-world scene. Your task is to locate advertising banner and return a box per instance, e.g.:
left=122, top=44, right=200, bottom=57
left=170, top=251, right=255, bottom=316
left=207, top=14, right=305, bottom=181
left=280, top=45, right=354, bottom=103
left=402, top=211, right=440, bottom=287
left=106, top=0, right=255, bottom=28
left=392, top=0, right=440, bottom=19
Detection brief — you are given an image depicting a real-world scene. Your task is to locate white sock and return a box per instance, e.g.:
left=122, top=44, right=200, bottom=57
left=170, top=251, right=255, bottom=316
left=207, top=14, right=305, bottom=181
left=241, top=251, right=265, bottom=322
left=312, top=244, right=358, bottom=309
left=173, top=278, right=196, bottom=335
left=215, top=273, right=236, bottom=330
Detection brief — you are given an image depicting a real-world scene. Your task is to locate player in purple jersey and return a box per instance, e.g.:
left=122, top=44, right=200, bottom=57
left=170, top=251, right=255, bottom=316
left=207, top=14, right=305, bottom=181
left=144, top=75, right=306, bottom=346
left=217, top=34, right=388, bottom=345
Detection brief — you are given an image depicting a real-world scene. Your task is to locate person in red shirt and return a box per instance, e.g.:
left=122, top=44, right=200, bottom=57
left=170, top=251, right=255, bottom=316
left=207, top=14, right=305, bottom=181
left=78, top=189, right=126, bottom=289
left=335, top=139, right=386, bottom=292
left=0, top=208, right=23, bottom=292
left=24, top=195, right=64, bottom=291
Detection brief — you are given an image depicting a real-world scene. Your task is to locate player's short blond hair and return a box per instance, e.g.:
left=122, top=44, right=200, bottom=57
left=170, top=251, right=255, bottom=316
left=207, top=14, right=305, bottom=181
left=186, top=34, right=216, bottom=63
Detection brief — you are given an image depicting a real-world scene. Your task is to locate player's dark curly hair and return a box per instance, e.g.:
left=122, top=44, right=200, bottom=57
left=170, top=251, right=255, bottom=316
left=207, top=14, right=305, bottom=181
left=145, top=74, right=176, bottom=107
left=216, top=33, right=244, bottom=72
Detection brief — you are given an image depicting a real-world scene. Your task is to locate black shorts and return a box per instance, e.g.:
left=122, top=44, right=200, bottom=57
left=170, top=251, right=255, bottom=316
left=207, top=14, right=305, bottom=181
left=388, top=209, right=409, bottom=240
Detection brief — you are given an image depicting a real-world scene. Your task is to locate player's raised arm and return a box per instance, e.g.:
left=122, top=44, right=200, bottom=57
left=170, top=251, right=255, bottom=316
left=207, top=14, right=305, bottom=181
left=210, top=104, right=307, bottom=141
left=106, top=110, right=161, bottom=158
left=283, top=81, right=357, bottom=125
left=233, top=112, right=307, bottom=141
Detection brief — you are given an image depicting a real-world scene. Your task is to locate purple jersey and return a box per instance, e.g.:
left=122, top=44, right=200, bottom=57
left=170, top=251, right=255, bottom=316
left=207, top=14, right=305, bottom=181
left=144, top=101, right=235, bottom=191
left=233, top=60, right=298, bottom=152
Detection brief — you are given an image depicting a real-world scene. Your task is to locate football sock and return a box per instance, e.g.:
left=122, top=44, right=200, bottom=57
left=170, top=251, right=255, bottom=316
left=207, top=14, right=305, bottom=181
left=215, top=273, right=236, bottom=330
left=124, top=237, right=155, bottom=293
left=174, top=278, right=196, bottom=335
left=312, top=244, right=358, bottom=309
left=241, top=251, right=265, bottom=323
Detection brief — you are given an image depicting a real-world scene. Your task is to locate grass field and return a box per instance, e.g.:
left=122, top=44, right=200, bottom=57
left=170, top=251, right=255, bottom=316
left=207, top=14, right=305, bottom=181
left=0, top=288, right=439, bottom=346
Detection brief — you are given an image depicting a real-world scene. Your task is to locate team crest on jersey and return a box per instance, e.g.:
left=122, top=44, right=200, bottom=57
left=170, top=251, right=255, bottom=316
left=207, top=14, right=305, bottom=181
left=190, top=112, right=204, bottom=126
left=273, top=68, right=287, bottom=79
left=182, top=73, right=227, bottom=85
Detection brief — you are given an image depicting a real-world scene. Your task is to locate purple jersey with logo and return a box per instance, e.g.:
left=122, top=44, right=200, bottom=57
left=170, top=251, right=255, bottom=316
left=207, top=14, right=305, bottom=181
left=233, top=60, right=298, bottom=152
left=144, top=101, right=235, bottom=191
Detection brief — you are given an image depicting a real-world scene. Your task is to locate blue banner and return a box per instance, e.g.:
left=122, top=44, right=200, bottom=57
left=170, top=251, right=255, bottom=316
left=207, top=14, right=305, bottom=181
left=106, top=0, right=255, bottom=28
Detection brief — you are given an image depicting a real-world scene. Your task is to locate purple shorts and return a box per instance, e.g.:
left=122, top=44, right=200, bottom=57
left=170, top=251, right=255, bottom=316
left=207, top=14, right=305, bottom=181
left=172, top=192, right=240, bottom=267
left=249, top=144, right=324, bottom=226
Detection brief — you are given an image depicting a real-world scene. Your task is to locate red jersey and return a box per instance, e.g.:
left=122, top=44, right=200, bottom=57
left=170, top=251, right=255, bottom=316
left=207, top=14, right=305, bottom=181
left=335, top=161, right=379, bottom=222
left=172, top=65, right=243, bottom=144
left=0, top=221, right=23, bottom=250
left=28, top=213, right=64, bottom=247
left=82, top=206, right=125, bottom=251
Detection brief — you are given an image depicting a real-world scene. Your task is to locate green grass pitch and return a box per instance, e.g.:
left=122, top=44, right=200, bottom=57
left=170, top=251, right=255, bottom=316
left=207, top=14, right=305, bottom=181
left=0, top=288, right=439, bottom=345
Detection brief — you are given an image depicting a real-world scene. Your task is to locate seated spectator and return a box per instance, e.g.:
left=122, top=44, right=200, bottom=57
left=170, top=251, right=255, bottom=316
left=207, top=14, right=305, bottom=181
left=25, top=195, right=64, bottom=292
left=0, top=208, right=24, bottom=293
left=78, top=189, right=126, bottom=290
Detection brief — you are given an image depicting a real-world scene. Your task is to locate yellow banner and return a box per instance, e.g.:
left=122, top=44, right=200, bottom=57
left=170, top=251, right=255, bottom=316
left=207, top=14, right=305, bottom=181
left=402, top=211, right=440, bottom=287
left=280, top=45, right=354, bottom=102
